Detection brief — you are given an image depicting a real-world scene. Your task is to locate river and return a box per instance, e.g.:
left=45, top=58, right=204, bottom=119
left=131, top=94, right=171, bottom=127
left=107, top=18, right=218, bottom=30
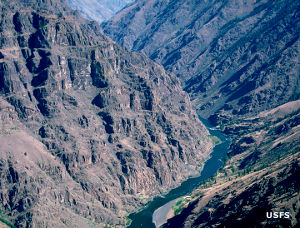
left=128, top=117, right=230, bottom=227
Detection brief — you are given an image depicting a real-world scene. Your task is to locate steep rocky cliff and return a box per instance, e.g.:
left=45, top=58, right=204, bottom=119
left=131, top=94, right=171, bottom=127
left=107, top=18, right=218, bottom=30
left=103, top=0, right=300, bottom=122
left=0, top=0, right=213, bottom=226
left=67, top=0, right=135, bottom=23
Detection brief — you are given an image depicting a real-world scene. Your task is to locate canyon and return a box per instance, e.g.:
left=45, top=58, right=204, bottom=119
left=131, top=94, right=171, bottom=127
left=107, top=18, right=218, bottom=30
left=102, top=0, right=300, bottom=226
left=0, top=0, right=299, bottom=227
left=0, top=0, right=213, bottom=226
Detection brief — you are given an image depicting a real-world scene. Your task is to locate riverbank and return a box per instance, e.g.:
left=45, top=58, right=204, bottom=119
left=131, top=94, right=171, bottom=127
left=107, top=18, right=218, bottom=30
left=128, top=117, right=230, bottom=227
left=151, top=120, right=227, bottom=227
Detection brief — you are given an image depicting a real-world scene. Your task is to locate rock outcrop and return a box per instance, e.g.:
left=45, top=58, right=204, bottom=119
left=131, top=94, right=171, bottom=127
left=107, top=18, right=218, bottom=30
left=0, top=0, right=212, bottom=226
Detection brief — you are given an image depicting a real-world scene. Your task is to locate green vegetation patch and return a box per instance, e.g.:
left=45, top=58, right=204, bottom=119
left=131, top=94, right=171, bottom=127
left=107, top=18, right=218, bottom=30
left=172, top=197, right=192, bottom=216
left=124, top=216, right=132, bottom=227
left=0, top=215, right=16, bottom=228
